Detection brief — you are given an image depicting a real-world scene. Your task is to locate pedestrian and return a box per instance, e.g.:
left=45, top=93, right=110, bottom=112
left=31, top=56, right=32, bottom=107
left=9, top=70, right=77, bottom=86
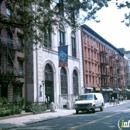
left=109, top=97, right=112, bottom=104
left=112, top=96, right=115, bottom=104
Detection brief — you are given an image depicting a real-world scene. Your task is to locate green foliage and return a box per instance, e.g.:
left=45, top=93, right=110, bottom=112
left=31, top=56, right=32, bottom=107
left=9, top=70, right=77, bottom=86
left=0, top=97, right=8, bottom=105
left=0, top=0, right=110, bottom=48
left=14, top=97, right=26, bottom=109
left=25, top=102, right=46, bottom=114
left=0, top=98, right=23, bottom=117
left=0, top=104, right=22, bottom=117
left=19, top=97, right=26, bottom=109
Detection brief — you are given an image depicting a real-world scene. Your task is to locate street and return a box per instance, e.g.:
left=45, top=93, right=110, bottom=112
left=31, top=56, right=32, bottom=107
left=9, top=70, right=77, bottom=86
left=10, top=103, right=130, bottom=130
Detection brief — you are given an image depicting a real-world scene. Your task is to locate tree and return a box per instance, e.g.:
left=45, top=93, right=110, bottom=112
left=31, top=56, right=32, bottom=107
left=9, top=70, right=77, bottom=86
left=0, top=0, right=109, bottom=46
left=114, top=0, right=130, bottom=26
left=0, top=0, right=129, bottom=47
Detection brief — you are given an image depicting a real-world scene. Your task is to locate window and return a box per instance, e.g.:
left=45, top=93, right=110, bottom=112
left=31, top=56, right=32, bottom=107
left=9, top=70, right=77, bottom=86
left=78, top=94, right=93, bottom=100
left=71, top=31, right=76, bottom=57
left=6, top=7, right=11, bottom=20
left=59, top=0, right=64, bottom=16
left=17, top=10, right=23, bottom=20
left=73, top=70, right=78, bottom=95
left=7, top=57, right=14, bottom=75
left=59, top=24, right=65, bottom=46
left=45, top=64, right=53, bottom=81
left=17, top=34, right=23, bottom=52
left=18, top=60, right=23, bottom=76
left=60, top=67, right=67, bottom=95
left=71, top=10, right=75, bottom=24
left=7, top=30, right=13, bottom=48
left=44, top=30, right=51, bottom=48
left=19, top=60, right=23, bottom=70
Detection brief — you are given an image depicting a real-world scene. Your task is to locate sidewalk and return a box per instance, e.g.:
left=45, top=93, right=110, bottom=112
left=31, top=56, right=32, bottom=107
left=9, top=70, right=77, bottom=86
left=0, top=100, right=129, bottom=130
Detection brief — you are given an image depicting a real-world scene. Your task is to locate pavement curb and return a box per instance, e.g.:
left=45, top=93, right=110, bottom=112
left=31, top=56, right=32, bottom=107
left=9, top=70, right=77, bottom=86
left=0, top=116, right=64, bottom=130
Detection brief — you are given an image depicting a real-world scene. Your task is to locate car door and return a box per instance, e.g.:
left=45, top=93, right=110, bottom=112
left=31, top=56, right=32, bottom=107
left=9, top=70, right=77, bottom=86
left=94, top=95, right=98, bottom=107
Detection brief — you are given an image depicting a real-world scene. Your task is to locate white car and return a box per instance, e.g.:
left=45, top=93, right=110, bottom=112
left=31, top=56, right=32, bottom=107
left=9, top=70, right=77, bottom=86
left=75, top=93, right=104, bottom=114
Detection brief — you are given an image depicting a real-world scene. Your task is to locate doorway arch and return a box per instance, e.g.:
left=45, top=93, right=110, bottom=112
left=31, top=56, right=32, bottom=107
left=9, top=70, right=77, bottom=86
left=45, top=64, right=54, bottom=105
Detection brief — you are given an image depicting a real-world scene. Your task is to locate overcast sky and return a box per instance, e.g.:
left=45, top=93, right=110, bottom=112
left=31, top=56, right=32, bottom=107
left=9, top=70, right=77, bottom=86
left=86, top=2, right=130, bottom=51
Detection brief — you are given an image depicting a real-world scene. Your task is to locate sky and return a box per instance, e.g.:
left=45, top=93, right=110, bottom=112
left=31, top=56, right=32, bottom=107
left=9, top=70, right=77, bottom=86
left=86, top=2, right=130, bottom=51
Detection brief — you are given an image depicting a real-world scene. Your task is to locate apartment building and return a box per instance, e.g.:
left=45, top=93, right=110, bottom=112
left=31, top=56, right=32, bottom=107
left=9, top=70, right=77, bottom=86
left=81, top=25, right=127, bottom=102
left=118, top=48, right=130, bottom=90
left=0, top=1, right=25, bottom=102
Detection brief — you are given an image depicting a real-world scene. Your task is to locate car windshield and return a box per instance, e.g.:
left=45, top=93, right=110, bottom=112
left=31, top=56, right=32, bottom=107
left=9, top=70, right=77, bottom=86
left=78, top=94, right=93, bottom=100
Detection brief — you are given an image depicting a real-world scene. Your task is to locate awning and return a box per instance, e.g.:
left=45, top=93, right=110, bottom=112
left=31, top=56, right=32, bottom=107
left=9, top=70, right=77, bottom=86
left=102, top=88, right=113, bottom=91
left=118, top=88, right=122, bottom=92
left=86, top=87, right=93, bottom=90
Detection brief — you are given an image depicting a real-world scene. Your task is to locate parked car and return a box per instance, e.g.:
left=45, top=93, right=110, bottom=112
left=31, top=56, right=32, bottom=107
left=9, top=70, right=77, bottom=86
left=74, top=93, right=104, bottom=114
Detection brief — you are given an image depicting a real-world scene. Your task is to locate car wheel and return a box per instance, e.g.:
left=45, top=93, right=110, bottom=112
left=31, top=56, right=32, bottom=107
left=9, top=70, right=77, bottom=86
left=86, top=110, right=89, bottom=113
left=76, top=110, right=79, bottom=114
left=100, top=106, right=104, bottom=111
left=92, top=108, right=95, bottom=113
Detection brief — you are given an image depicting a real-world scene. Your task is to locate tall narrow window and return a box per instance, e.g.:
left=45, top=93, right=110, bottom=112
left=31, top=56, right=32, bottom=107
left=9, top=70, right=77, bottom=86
left=7, top=57, right=14, bottom=75
left=60, top=67, right=67, bottom=95
left=6, top=7, right=11, bottom=19
left=18, top=36, right=23, bottom=51
left=73, top=70, right=78, bottom=95
left=18, top=60, right=23, bottom=76
left=44, top=30, right=51, bottom=48
left=59, top=24, right=65, bottom=46
left=71, top=10, right=75, bottom=24
left=7, top=30, right=13, bottom=49
left=59, top=0, right=64, bottom=16
left=71, top=31, right=76, bottom=57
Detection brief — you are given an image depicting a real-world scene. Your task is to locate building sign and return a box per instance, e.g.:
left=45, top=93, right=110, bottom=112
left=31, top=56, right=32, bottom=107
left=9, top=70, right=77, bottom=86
left=95, top=87, right=101, bottom=91
left=58, top=45, right=68, bottom=67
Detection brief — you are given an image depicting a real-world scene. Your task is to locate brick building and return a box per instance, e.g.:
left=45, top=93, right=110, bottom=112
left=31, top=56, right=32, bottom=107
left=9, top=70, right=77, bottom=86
left=81, top=25, right=127, bottom=102
left=0, top=0, right=25, bottom=102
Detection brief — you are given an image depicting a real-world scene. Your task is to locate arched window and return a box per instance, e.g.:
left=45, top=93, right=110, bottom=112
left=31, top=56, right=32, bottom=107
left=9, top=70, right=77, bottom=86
left=59, top=24, right=65, bottom=46
left=60, top=67, right=67, bottom=94
left=45, top=64, right=54, bottom=104
left=45, top=64, right=53, bottom=81
left=71, top=31, right=76, bottom=57
left=73, top=70, right=78, bottom=95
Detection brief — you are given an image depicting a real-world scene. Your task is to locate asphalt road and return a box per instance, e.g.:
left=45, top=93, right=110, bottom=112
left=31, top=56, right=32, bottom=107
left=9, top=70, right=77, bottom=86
left=10, top=103, right=130, bottom=130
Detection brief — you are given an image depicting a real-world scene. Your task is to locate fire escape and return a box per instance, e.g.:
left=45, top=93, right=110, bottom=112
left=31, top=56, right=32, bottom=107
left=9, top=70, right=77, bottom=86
left=116, top=55, right=122, bottom=88
left=0, top=31, right=18, bottom=86
left=109, top=52, right=116, bottom=88
left=100, top=47, right=109, bottom=87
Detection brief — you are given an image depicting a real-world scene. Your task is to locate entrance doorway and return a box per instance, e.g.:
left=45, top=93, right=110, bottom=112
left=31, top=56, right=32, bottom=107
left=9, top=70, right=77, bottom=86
left=1, top=82, right=8, bottom=98
left=45, top=64, right=54, bottom=108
